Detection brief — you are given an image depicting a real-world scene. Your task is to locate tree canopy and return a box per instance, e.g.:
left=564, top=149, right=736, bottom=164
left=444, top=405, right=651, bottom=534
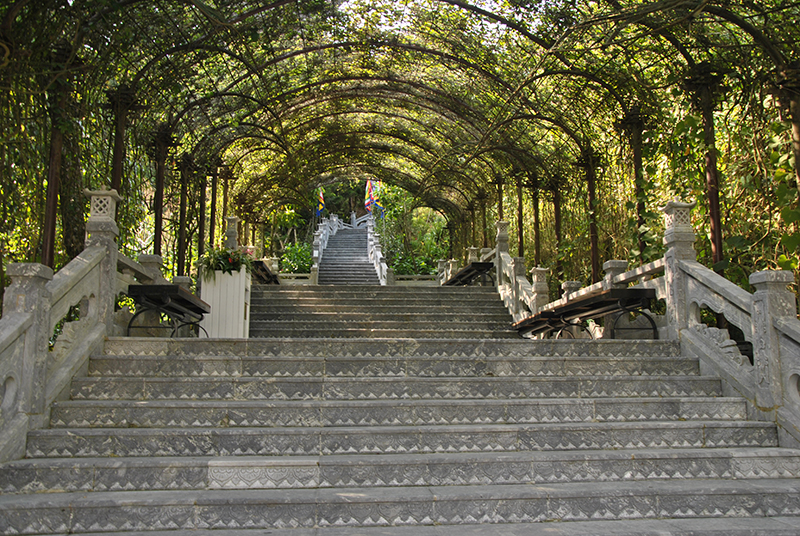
left=1, top=0, right=798, bottom=302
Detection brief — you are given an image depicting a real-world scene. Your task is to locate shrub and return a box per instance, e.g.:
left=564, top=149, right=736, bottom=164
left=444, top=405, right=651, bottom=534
left=281, top=242, right=313, bottom=273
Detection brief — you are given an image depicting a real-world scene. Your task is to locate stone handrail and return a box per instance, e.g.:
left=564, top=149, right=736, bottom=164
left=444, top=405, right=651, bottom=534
left=366, top=215, right=391, bottom=285
left=489, top=199, right=800, bottom=446
left=311, top=214, right=343, bottom=284
left=350, top=212, right=371, bottom=228
left=0, top=189, right=128, bottom=462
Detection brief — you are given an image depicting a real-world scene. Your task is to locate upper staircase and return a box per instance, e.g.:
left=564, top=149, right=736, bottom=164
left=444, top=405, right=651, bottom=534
left=1, top=283, right=800, bottom=534
left=249, top=285, right=519, bottom=338
left=317, top=227, right=380, bottom=285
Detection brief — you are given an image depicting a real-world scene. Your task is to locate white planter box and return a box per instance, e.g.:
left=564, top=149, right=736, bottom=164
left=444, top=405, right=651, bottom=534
left=200, top=268, right=251, bottom=338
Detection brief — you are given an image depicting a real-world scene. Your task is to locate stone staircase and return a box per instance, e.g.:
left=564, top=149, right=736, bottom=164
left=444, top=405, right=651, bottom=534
left=249, top=285, right=519, bottom=338
left=1, top=286, right=800, bottom=534
left=317, top=227, right=380, bottom=285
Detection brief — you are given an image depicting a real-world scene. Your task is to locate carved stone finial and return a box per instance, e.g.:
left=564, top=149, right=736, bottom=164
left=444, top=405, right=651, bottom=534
left=84, top=188, right=122, bottom=222
left=660, top=200, right=696, bottom=231
left=224, top=216, right=240, bottom=249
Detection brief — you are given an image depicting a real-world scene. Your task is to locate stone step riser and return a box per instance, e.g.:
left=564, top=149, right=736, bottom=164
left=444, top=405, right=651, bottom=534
left=2, top=480, right=800, bottom=533
left=247, top=329, right=520, bottom=339
left=99, top=338, right=683, bottom=358
left=251, top=311, right=513, bottom=319
left=69, top=377, right=723, bottom=401
left=250, top=298, right=505, bottom=305
left=48, top=398, right=747, bottom=429
left=88, top=355, right=699, bottom=378
left=24, top=422, right=778, bottom=459
left=248, top=305, right=508, bottom=314
left=251, top=287, right=500, bottom=294
left=5, top=449, right=799, bottom=494
left=249, top=322, right=515, bottom=331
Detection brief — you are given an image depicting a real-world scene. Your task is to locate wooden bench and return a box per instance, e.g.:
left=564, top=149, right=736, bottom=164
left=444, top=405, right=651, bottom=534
left=127, top=284, right=211, bottom=337
left=513, top=287, right=658, bottom=339
left=444, top=262, right=494, bottom=286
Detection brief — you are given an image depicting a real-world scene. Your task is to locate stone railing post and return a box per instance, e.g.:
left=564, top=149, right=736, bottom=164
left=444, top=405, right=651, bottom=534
left=467, top=247, right=479, bottom=264
left=224, top=216, right=239, bottom=249
left=750, top=270, right=796, bottom=410
left=530, top=267, right=550, bottom=313
left=603, top=260, right=629, bottom=290
left=3, top=264, right=53, bottom=424
left=562, top=281, right=581, bottom=299
left=312, top=231, right=321, bottom=265
left=512, top=257, right=526, bottom=314
left=269, top=257, right=280, bottom=274
left=84, top=188, right=121, bottom=331
left=437, top=259, right=447, bottom=285
left=661, top=200, right=697, bottom=339
left=138, top=255, right=168, bottom=284
left=448, top=259, right=459, bottom=280
left=386, top=267, right=395, bottom=286
left=495, top=221, right=509, bottom=285
left=351, top=211, right=357, bottom=227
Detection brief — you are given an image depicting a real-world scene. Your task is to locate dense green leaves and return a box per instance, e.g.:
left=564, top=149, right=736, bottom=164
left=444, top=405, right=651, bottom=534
left=0, top=0, right=799, bottom=310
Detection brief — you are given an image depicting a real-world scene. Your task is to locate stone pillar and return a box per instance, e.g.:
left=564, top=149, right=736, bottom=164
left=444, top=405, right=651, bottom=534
left=467, top=247, right=479, bottom=264
left=530, top=267, right=550, bottom=313
left=661, top=200, right=697, bottom=339
left=448, top=259, right=459, bottom=281
left=173, top=276, right=192, bottom=290
left=437, top=260, right=447, bottom=285
left=269, top=257, right=280, bottom=274
left=84, top=188, right=121, bottom=331
left=312, top=231, right=321, bottom=265
left=562, top=281, right=581, bottom=299
left=512, top=257, right=526, bottom=314
left=750, top=270, right=796, bottom=410
left=3, top=264, right=53, bottom=423
left=224, top=216, right=239, bottom=249
left=495, top=221, right=509, bottom=285
left=351, top=211, right=357, bottom=227
left=138, top=255, right=168, bottom=284
left=386, top=267, right=395, bottom=286
left=603, top=260, right=629, bottom=290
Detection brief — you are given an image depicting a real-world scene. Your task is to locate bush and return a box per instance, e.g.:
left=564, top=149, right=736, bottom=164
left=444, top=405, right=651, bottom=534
left=391, top=253, right=438, bottom=275
left=281, top=242, right=313, bottom=273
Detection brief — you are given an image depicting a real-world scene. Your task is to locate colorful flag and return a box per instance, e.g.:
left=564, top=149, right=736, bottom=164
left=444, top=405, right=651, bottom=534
left=316, top=187, right=325, bottom=217
left=373, top=180, right=385, bottom=218
left=364, top=180, right=375, bottom=212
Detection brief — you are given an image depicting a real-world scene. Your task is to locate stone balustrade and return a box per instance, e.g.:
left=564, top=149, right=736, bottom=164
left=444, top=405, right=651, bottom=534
left=0, top=189, right=158, bottom=463
left=365, top=214, right=391, bottom=285
left=470, top=199, right=800, bottom=446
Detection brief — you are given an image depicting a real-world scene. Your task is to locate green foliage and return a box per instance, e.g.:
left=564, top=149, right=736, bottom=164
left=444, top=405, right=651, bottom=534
left=281, top=242, right=313, bottom=273
left=1, top=0, right=799, bottom=313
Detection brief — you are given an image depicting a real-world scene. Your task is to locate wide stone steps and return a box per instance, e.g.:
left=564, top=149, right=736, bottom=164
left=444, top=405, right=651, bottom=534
left=3, top=479, right=800, bottom=534
left=4, top=448, right=799, bottom=494
left=3, top=302, right=799, bottom=536
left=48, top=397, right=747, bottom=428
left=24, top=421, right=778, bottom=459
left=67, top=375, right=724, bottom=401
